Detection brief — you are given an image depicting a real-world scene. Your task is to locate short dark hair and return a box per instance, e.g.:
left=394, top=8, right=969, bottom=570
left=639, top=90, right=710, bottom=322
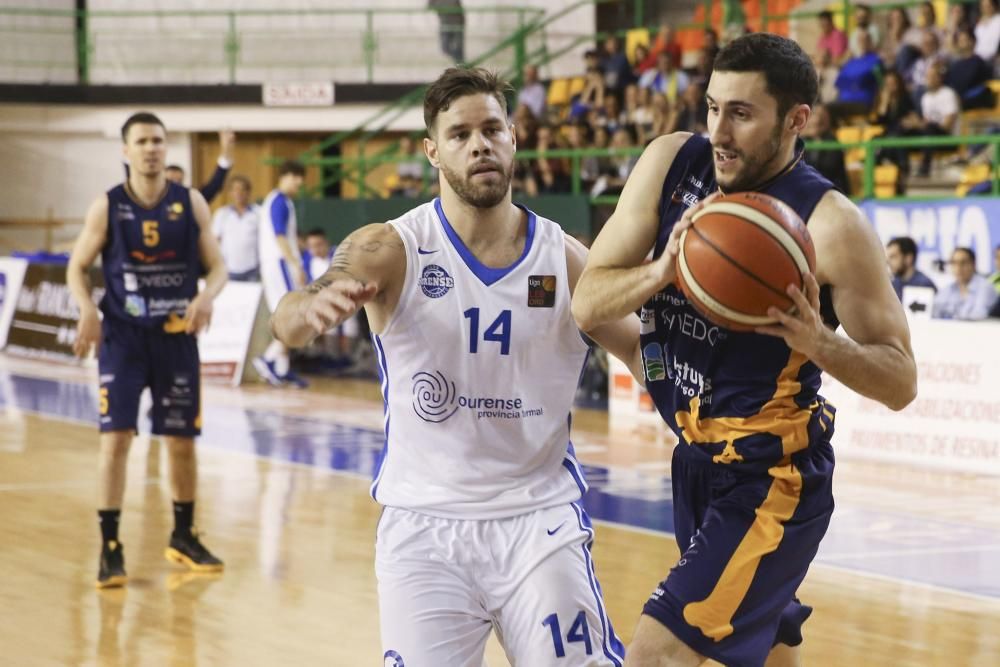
left=713, top=33, right=819, bottom=118
left=423, top=67, right=512, bottom=137
left=165, top=164, right=184, bottom=174
left=818, top=10, right=834, bottom=22
left=121, top=111, right=165, bottom=142
left=306, top=227, right=327, bottom=238
left=278, top=159, right=305, bottom=177
left=855, top=4, right=871, bottom=14
left=954, top=247, right=976, bottom=264
left=229, top=174, right=251, bottom=189
left=888, top=236, right=918, bottom=260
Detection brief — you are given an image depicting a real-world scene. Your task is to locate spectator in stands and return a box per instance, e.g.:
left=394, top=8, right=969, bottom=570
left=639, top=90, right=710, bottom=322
left=910, top=29, right=946, bottom=103
left=601, top=35, right=634, bottom=100
left=689, top=46, right=715, bottom=89
left=566, top=122, right=600, bottom=191
left=802, top=104, right=850, bottom=194
left=152, top=129, right=235, bottom=204
left=591, top=125, right=638, bottom=197
left=649, top=93, right=675, bottom=138
left=883, top=7, right=924, bottom=75
left=832, top=29, right=883, bottom=117
left=672, top=81, right=708, bottom=136
left=211, top=175, right=260, bottom=281
left=945, top=28, right=995, bottom=109
left=530, top=124, right=571, bottom=195
left=917, top=1, right=946, bottom=44
left=703, top=27, right=720, bottom=63
left=886, top=237, right=937, bottom=300
left=572, top=66, right=606, bottom=120
left=598, top=94, right=624, bottom=132
left=873, top=69, right=924, bottom=176
left=975, top=0, right=1000, bottom=62
left=917, top=62, right=961, bottom=175
left=945, top=2, right=972, bottom=54
left=639, top=22, right=682, bottom=73
left=632, top=43, right=652, bottom=75
left=623, top=83, right=655, bottom=144
left=933, top=247, right=998, bottom=319
left=815, top=10, right=848, bottom=68
left=429, top=0, right=464, bottom=63
left=850, top=4, right=881, bottom=57
left=517, top=64, right=546, bottom=120
left=638, top=52, right=689, bottom=104
left=391, top=135, right=425, bottom=198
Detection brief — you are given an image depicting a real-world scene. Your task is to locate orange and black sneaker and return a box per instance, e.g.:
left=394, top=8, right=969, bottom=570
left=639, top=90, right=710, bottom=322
left=164, top=530, right=224, bottom=573
left=96, top=540, right=128, bottom=589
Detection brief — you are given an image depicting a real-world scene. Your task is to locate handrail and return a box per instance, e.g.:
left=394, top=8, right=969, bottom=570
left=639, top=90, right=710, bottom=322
left=305, top=133, right=1000, bottom=201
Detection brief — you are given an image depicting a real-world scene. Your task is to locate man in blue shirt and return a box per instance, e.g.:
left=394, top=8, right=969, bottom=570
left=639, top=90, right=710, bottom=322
left=886, top=236, right=937, bottom=300
left=932, top=247, right=998, bottom=320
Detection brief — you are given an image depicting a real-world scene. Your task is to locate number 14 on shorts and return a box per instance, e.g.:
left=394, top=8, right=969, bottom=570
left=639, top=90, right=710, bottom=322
left=542, top=611, right=593, bottom=657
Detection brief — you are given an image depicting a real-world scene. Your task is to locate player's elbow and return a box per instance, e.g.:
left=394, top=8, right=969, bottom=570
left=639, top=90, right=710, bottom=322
left=571, top=293, right=597, bottom=333
left=886, top=365, right=917, bottom=411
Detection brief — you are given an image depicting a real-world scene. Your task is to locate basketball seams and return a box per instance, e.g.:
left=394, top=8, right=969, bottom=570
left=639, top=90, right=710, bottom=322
left=677, top=231, right=777, bottom=326
left=693, top=202, right=810, bottom=275
left=688, top=225, right=793, bottom=304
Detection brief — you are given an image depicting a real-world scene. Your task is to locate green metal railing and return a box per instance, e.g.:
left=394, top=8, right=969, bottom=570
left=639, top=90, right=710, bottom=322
left=0, top=6, right=544, bottom=85
left=303, top=133, right=1000, bottom=204
left=297, top=0, right=622, bottom=197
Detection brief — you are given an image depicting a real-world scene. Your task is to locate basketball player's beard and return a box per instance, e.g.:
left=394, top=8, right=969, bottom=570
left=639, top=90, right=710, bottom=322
left=440, top=160, right=512, bottom=209
left=715, top=124, right=783, bottom=193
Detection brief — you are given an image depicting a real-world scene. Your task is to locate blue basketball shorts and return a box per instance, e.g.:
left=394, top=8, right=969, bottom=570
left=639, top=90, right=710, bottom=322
left=97, top=317, right=201, bottom=437
left=642, top=435, right=835, bottom=667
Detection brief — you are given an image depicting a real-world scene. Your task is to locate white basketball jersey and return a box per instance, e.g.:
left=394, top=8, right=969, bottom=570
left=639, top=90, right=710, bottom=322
left=258, top=189, right=300, bottom=268
left=371, top=199, right=590, bottom=519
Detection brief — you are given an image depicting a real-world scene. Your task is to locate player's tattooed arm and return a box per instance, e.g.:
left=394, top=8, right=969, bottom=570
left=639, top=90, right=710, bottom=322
left=273, top=223, right=406, bottom=347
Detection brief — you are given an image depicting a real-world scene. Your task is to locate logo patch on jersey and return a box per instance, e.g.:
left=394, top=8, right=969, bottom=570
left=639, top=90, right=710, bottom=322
left=125, top=294, right=147, bottom=318
left=639, top=306, right=656, bottom=334
left=167, top=202, right=184, bottom=221
left=527, top=275, right=556, bottom=308
left=115, top=203, right=135, bottom=221
left=642, top=342, right=666, bottom=382
left=384, top=651, right=405, bottom=667
left=412, top=371, right=458, bottom=422
left=124, top=272, right=138, bottom=292
left=418, top=264, right=454, bottom=298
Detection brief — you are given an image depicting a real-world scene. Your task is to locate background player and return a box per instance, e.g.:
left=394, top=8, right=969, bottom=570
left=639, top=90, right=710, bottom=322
left=572, top=34, right=917, bottom=667
left=67, top=111, right=229, bottom=588
left=271, top=67, right=641, bottom=666
left=254, top=160, right=308, bottom=388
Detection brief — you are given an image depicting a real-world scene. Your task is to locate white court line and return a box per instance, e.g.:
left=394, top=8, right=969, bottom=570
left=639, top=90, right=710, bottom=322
left=8, top=384, right=1000, bottom=603
left=820, top=543, right=1000, bottom=561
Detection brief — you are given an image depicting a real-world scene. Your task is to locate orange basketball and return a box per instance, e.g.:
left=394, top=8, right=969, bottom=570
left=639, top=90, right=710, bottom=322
left=675, top=192, right=816, bottom=332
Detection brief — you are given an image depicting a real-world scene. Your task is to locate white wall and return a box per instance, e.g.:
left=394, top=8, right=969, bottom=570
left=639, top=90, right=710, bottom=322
left=3, top=0, right=592, bottom=84
left=0, top=102, right=425, bottom=222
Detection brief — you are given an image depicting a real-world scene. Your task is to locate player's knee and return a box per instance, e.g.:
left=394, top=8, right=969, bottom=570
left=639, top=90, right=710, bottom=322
left=624, top=615, right=701, bottom=667
left=99, top=431, right=132, bottom=459
left=164, top=436, right=196, bottom=459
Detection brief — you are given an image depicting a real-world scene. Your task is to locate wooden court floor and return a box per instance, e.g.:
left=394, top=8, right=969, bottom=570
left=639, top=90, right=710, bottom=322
left=1, top=355, right=998, bottom=667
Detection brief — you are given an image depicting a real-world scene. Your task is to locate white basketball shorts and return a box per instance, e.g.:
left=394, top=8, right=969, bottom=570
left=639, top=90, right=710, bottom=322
left=375, top=502, right=625, bottom=667
left=260, top=259, right=294, bottom=313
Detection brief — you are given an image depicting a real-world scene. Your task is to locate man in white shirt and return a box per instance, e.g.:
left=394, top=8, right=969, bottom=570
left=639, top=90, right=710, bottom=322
left=917, top=62, right=960, bottom=175
left=517, top=64, right=547, bottom=120
left=933, top=247, right=998, bottom=319
left=211, top=175, right=260, bottom=281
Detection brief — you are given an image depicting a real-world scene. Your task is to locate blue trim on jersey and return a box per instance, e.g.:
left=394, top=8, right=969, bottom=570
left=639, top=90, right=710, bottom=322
left=278, top=259, right=294, bottom=291
left=370, top=334, right=391, bottom=500
left=571, top=501, right=626, bottom=666
left=562, top=441, right=589, bottom=496
left=433, top=197, right=536, bottom=286
left=269, top=192, right=290, bottom=236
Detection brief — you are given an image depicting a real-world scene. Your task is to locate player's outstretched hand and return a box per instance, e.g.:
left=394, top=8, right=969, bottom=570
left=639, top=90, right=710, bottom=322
left=654, top=191, right=722, bottom=288
left=73, top=307, right=101, bottom=358
left=184, top=293, right=214, bottom=334
left=302, top=280, right=378, bottom=336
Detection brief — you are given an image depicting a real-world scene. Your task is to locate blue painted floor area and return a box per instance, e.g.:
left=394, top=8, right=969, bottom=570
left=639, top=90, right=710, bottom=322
left=4, top=371, right=999, bottom=599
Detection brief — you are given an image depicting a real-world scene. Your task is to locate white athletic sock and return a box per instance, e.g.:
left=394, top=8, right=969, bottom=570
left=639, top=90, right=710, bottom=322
left=263, top=340, right=284, bottom=362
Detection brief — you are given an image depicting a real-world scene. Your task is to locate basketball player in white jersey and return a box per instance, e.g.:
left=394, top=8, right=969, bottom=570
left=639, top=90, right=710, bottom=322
left=271, top=67, right=642, bottom=666
left=255, top=159, right=309, bottom=388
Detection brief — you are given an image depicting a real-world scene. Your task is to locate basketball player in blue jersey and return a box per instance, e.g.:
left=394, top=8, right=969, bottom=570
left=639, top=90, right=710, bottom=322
left=272, top=67, right=641, bottom=666
left=67, top=112, right=228, bottom=589
left=573, top=34, right=917, bottom=667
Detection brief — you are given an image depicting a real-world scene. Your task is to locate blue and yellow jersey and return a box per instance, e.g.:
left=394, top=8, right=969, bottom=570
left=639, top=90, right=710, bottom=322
left=642, top=135, right=838, bottom=471
left=100, top=181, right=201, bottom=332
